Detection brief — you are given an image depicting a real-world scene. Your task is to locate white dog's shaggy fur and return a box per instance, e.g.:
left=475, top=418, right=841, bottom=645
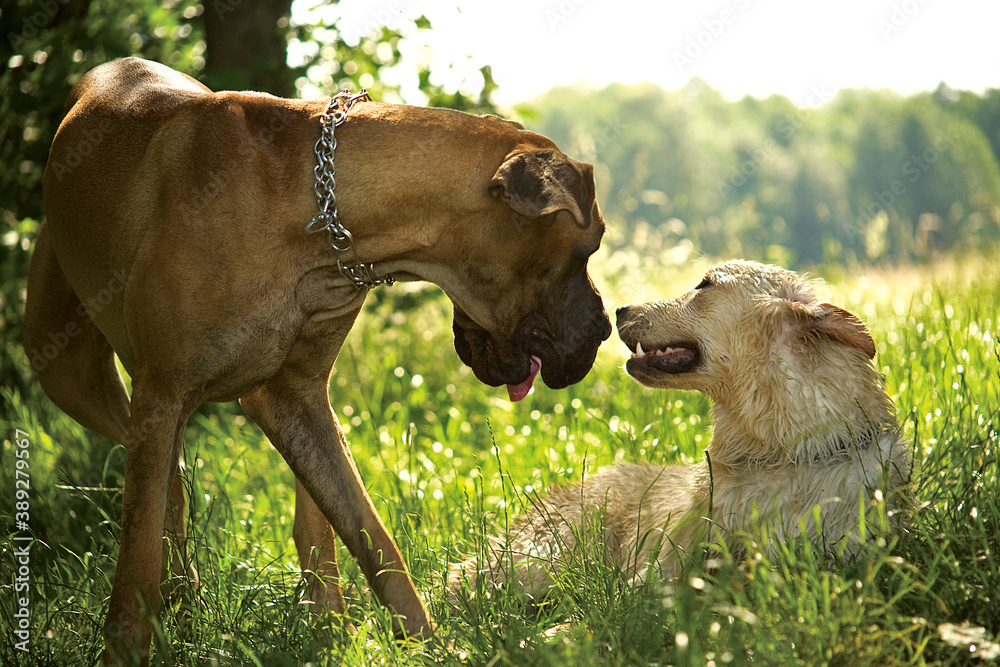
left=453, top=260, right=912, bottom=598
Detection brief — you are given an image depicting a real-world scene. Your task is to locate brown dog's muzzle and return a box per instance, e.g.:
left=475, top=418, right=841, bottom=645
left=453, top=274, right=611, bottom=398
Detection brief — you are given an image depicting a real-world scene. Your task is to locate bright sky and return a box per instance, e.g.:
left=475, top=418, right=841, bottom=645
left=297, top=0, right=1000, bottom=108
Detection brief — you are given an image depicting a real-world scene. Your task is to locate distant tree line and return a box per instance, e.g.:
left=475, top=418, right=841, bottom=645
left=525, top=80, right=1000, bottom=268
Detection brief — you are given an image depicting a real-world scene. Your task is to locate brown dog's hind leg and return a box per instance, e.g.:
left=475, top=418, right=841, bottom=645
left=24, top=223, right=198, bottom=619
left=102, top=383, right=191, bottom=665
left=294, top=479, right=348, bottom=616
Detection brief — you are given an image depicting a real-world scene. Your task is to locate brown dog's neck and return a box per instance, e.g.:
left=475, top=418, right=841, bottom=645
left=219, top=98, right=530, bottom=282
left=315, top=102, right=551, bottom=273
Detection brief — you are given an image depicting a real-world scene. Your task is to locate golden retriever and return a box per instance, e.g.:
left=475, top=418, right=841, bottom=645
left=453, top=260, right=912, bottom=598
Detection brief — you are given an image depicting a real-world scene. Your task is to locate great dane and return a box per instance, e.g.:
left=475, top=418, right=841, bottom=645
left=23, top=57, right=611, bottom=663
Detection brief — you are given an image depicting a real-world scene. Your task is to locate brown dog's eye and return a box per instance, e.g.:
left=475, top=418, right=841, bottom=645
left=695, top=277, right=712, bottom=290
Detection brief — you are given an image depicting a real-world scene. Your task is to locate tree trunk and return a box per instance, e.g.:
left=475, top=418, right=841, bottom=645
left=203, top=0, right=294, bottom=96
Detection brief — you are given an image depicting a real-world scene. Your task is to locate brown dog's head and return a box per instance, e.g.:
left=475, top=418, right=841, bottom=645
left=615, top=260, right=891, bottom=448
left=448, top=147, right=612, bottom=400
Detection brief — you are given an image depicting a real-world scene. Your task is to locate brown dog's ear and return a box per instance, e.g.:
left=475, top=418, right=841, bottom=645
left=490, top=149, right=596, bottom=227
left=808, top=303, right=877, bottom=359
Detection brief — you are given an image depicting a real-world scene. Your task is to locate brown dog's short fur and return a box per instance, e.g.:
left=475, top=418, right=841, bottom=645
left=24, top=57, right=612, bottom=663
left=454, top=260, right=912, bottom=598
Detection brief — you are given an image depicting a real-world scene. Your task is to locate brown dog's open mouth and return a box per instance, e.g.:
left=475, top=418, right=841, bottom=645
left=627, top=341, right=700, bottom=375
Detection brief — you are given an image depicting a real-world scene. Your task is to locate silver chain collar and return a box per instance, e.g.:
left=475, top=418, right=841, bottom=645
left=305, top=89, right=394, bottom=288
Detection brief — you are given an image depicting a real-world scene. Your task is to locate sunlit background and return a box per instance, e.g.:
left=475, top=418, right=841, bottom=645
left=297, top=0, right=1000, bottom=106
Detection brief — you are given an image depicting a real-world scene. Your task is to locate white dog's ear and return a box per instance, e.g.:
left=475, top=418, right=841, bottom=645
left=772, top=288, right=877, bottom=359
left=807, top=303, right=877, bottom=359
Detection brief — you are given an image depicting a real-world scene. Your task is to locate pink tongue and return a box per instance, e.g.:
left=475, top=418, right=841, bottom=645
left=507, top=355, right=542, bottom=402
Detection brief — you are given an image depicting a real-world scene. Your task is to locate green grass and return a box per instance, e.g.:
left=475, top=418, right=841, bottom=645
left=2, top=249, right=999, bottom=666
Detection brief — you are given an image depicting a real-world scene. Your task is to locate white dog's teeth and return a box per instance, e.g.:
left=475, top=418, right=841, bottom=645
left=635, top=342, right=644, bottom=356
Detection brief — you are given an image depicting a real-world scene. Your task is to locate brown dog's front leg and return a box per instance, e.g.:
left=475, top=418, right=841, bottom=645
left=241, top=380, right=432, bottom=639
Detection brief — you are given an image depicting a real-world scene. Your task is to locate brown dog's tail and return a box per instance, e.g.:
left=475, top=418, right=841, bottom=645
left=23, top=222, right=131, bottom=442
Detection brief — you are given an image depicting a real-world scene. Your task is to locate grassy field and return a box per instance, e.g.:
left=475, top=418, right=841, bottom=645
left=2, top=246, right=999, bottom=666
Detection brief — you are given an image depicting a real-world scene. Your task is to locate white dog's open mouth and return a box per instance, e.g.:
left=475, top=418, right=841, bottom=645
left=627, top=341, right=700, bottom=374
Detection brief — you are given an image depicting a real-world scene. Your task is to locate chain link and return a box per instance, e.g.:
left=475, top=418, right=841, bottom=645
left=306, top=89, right=394, bottom=288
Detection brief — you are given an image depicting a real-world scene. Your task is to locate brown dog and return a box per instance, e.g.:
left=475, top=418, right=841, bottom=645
left=454, top=261, right=911, bottom=599
left=24, top=57, right=611, bottom=663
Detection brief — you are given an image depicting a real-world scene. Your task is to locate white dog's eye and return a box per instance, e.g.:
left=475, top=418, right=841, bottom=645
left=695, top=277, right=712, bottom=290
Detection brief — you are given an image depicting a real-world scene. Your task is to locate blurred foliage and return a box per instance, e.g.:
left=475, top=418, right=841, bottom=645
left=2, top=0, right=205, bottom=223
left=524, top=80, right=1000, bottom=270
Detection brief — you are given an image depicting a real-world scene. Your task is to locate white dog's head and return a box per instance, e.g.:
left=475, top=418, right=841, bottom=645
left=616, top=260, right=893, bottom=460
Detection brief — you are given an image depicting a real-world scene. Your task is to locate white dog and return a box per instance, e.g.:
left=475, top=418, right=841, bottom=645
left=454, top=260, right=912, bottom=598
